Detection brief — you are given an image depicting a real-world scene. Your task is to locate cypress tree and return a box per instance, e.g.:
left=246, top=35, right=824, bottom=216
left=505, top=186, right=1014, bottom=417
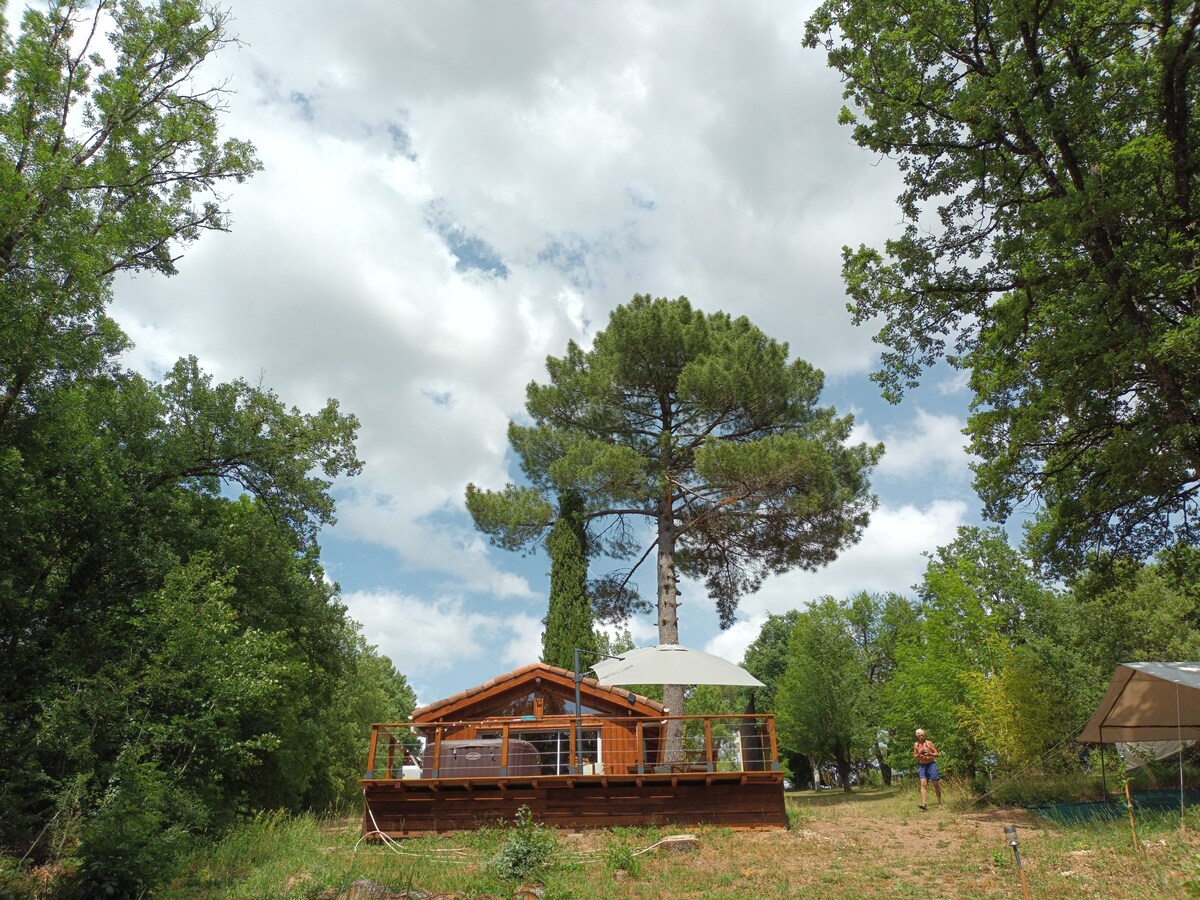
left=541, top=489, right=597, bottom=671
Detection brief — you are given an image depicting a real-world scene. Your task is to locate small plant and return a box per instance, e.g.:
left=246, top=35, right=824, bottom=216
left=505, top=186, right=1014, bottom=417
left=490, top=806, right=557, bottom=880
left=604, top=839, right=642, bottom=878
left=785, top=799, right=816, bottom=830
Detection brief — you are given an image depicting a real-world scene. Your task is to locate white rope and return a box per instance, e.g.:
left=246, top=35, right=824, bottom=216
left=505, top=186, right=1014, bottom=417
left=354, top=802, right=689, bottom=864
left=969, top=729, right=1085, bottom=805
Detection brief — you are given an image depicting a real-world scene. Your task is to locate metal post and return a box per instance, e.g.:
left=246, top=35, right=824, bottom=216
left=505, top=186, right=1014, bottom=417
left=571, top=647, right=623, bottom=775
left=574, top=647, right=584, bottom=775
left=1005, top=825, right=1031, bottom=900
left=1178, top=683, right=1185, bottom=828
left=1099, top=727, right=1108, bottom=798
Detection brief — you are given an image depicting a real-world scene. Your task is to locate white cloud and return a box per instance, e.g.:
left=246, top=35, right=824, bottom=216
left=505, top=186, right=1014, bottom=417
left=937, top=369, right=973, bottom=397
left=500, top=614, right=548, bottom=671
left=344, top=589, right=540, bottom=703
left=104, top=0, right=977, bottom=702
left=701, top=499, right=970, bottom=665
left=705, top=620, right=764, bottom=667
left=853, top=408, right=973, bottom=482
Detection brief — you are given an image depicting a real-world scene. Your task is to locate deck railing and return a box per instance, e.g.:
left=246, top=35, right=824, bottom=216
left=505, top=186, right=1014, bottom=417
left=363, top=714, right=780, bottom=779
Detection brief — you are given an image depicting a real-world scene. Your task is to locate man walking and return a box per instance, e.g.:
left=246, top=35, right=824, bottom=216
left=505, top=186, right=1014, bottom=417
left=913, top=728, right=941, bottom=810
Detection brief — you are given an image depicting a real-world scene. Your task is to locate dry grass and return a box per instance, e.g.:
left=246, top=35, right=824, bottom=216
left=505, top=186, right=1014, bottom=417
left=156, top=782, right=1200, bottom=898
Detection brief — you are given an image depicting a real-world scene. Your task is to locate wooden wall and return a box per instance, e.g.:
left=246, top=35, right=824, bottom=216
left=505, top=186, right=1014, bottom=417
left=362, top=773, right=787, bottom=836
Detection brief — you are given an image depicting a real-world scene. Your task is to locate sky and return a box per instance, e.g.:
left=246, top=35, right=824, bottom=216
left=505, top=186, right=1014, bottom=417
left=108, top=0, right=990, bottom=706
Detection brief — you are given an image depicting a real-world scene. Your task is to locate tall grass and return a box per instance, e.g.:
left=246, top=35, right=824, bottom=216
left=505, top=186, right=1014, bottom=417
left=124, top=793, right=1200, bottom=899
left=162, top=811, right=605, bottom=899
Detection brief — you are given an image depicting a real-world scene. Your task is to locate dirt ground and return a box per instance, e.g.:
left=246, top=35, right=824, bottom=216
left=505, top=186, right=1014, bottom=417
left=538, top=787, right=1200, bottom=898
left=702, top=791, right=1197, bottom=899
left=250, top=787, right=1200, bottom=898
left=777, top=800, right=1042, bottom=896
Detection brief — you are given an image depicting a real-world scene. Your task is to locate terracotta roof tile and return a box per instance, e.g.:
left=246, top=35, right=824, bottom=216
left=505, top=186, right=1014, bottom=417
left=411, top=661, right=664, bottom=721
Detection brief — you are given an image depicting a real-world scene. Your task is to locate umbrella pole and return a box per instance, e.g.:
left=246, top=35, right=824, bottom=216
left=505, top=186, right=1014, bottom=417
left=572, top=647, right=622, bottom=775
left=574, top=648, right=583, bottom=775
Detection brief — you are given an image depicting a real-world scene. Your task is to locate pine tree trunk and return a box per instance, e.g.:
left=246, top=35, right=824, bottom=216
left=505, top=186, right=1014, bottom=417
left=658, top=499, right=684, bottom=762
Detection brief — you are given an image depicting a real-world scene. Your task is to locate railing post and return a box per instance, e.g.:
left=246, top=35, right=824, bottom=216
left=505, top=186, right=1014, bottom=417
left=704, top=718, right=715, bottom=772
left=366, top=726, right=380, bottom=779
left=430, top=726, right=443, bottom=778
left=636, top=721, right=645, bottom=774
left=500, top=723, right=510, bottom=776
left=767, top=715, right=781, bottom=771
left=569, top=725, right=578, bottom=776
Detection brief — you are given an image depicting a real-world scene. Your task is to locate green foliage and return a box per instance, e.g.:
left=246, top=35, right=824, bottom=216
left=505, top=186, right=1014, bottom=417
left=310, top=637, right=417, bottom=809
left=884, top=527, right=1090, bottom=776
left=72, top=752, right=192, bottom=898
left=742, top=610, right=809, bottom=779
left=742, top=610, right=802, bottom=713
left=0, top=3, right=402, bottom=893
left=777, top=597, right=875, bottom=792
left=603, top=833, right=642, bottom=878
left=0, top=0, right=261, bottom=427
left=806, top=0, right=1200, bottom=571
left=467, top=295, right=880, bottom=720
left=1067, top=551, right=1200, bottom=679
left=542, top=489, right=598, bottom=670
left=489, top=806, right=558, bottom=880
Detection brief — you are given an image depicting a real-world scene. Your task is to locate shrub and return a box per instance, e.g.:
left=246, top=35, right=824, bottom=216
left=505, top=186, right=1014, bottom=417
left=71, top=754, right=195, bottom=897
left=490, top=806, right=557, bottom=880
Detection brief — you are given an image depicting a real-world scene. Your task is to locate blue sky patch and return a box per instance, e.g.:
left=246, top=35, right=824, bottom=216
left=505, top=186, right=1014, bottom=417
left=289, top=91, right=314, bottom=122
left=427, top=202, right=509, bottom=277
left=422, top=388, right=453, bottom=407
left=537, top=234, right=597, bottom=289
left=386, top=120, right=417, bottom=160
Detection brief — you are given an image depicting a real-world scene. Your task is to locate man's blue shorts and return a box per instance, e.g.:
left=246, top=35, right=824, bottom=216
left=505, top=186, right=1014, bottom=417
left=919, top=761, right=939, bottom=781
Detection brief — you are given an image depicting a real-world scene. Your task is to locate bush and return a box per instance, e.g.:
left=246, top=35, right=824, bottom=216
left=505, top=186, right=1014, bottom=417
left=70, top=755, right=195, bottom=897
left=979, top=772, right=1107, bottom=806
left=490, top=806, right=557, bottom=880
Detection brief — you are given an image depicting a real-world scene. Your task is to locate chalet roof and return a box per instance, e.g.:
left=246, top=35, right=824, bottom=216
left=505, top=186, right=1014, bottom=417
left=411, top=661, right=664, bottom=722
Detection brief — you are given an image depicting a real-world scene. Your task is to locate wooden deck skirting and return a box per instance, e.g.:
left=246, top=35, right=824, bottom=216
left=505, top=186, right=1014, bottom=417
left=362, top=770, right=787, bottom=835
left=360, top=713, right=788, bottom=836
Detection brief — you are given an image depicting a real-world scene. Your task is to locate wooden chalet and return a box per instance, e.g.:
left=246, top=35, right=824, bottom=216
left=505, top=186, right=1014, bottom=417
left=361, top=662, right=787, bottom=836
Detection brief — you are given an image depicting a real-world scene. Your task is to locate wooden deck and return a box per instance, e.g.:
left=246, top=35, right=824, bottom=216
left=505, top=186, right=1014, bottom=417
left=360, top=713, right=788, bottom=836
left=362, top=770, right=786, bottom=835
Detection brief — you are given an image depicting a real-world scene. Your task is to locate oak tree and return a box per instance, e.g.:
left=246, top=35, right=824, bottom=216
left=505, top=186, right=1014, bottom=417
left=807, top=0, right=1200, bottom=568
left=0, top=4, right=385, bottom=891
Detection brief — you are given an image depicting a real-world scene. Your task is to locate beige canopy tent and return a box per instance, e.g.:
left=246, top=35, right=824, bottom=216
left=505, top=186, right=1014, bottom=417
left=1078, top=662, right=1200, bottom=820
left=1078, top=662, right=1200, bottom=744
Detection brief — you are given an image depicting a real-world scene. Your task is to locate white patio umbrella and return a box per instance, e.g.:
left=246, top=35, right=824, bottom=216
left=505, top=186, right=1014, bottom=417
left=570, top=643, right=763, bottom=774
left=590, top=643, right=764, bottom=687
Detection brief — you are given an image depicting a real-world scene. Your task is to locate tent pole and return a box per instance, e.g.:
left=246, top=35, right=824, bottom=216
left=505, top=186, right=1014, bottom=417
left=1100, top=727, right=1107, bottom=799
left=1179, top=683, right=1185, bottom=828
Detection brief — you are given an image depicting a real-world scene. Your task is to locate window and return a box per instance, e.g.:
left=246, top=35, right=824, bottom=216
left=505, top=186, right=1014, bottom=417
left=475, top=690, right=536, bottom=719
